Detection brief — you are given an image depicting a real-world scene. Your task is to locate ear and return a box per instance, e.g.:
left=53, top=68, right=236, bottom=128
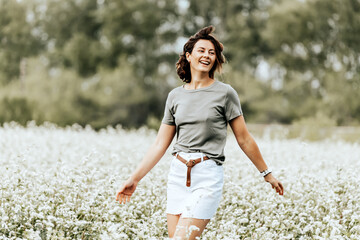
left=185, top=52, right=191, bottom=63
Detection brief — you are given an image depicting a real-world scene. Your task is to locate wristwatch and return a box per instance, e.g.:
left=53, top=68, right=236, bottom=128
left=260, top=169, right=272, bottom=177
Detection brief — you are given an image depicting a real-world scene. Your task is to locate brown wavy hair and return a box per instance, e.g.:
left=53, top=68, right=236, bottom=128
left=176, top=26, right=225, bottom=83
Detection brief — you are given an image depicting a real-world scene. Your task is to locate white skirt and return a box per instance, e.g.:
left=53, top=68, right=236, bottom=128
left=166, top=152, right=224, bottom=219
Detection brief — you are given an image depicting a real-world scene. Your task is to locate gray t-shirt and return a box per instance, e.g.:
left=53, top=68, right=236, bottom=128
left=162, top=80, right=243, bottom=165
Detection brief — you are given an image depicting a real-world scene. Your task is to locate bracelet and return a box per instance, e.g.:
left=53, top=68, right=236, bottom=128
left=260, top=169, right=272, bottom=177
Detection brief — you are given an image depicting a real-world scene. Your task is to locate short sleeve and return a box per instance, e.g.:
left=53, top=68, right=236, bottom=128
left=225, top=86, right=243, bottom=121
left=161, top=93, right=175, bottom=125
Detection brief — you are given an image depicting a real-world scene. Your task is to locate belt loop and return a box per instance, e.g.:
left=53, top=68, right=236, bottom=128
left=201, top=153, right=204, bottom=162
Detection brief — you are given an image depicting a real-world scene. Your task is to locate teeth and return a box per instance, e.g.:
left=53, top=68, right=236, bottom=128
left=200, top=61, right=210, bottom=65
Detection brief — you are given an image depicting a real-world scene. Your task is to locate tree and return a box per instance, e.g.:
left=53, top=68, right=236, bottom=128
left=38, top=0, right=102, bottom=76
left=261, top=0, right=360, bottom=124
left=97, top=0, right=179, bottom=77
left=0, top=0, right=42, bottom=84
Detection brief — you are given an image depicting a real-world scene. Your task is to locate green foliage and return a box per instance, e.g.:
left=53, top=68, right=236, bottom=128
left=41, top=0, right=101, bottom=47
left=0, top=0, right=359, bottom=128
left=0, top=97, right=33, bottom=125
left=78, top=58, right=153, bottom=128
left=252, top=0, right=359, bottom=125
left=63, top=33, right=103, bottom=76
left=265, top=0, right=360, bottom=80
left=94, top=0, right=180, bottom=77
left=0, top=0, right=43, bottom=84
left=0, top=57, right=163, bottom=129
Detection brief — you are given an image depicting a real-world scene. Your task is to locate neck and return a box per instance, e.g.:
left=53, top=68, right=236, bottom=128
left=187, top=72, right=214, bottom=90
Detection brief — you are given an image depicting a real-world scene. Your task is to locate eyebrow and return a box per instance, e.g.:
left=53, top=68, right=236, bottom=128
left=197, top=47, right=215, bottom=51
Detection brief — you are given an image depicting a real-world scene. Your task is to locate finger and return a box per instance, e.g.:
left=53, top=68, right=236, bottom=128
left=116, top=189, right=125, bottom=202
left=273, top=184, right=279, bottom=192
left=116, top=184, right=126, bottom=201
left=274, top=185, right=281, bottom=195
left=116, top=191, right=121, bottom=201
left=124, top=195, right=129, bottom=204
left=121, top=194, right=127, bottom=204
left=119, top=194, right=125, bottom=204
left=118, top=194, right=122, bottom=204
left=279, top=182, right=284, bottom=191
left=127, top=195, right=131, bottom=202
left=276, top=182, right=282, bottom=192
left=278, top=182, right=284, bottom=195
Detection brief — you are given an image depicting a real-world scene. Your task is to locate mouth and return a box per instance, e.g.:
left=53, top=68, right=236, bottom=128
left=199, top=60, right=210, bottom=66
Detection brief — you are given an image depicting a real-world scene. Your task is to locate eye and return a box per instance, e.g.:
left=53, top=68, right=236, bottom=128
left=209, top=51, right=215, bottom=55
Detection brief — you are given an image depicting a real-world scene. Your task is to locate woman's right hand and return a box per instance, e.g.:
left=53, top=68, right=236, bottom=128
left=115, top=124, right=175, bottom=204
left=116, top=178, right=138, bottom=204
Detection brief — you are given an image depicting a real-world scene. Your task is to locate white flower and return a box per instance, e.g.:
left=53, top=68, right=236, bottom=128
left=1, top=124, right=360, bottom=239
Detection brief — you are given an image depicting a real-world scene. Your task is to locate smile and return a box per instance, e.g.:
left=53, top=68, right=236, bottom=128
left=200, top=60, right=210, bottom=66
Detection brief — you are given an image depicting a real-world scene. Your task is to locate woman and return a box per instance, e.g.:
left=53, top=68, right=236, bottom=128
left=116, top=26, right=284, bottom=240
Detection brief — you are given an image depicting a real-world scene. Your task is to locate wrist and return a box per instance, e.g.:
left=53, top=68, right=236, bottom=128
left=130, top=175, right=140, bottom=184
left=260, top=168, right=272, bottom=177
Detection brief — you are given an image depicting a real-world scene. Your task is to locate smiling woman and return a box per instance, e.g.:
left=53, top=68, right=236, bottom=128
left=176, top=26, right=225, bottom=84
left=187, top=40, right=215, bottom=70
left=116, top=26, right=284, bottom=240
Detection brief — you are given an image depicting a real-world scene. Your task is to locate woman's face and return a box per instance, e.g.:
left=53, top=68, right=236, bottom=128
left=186, top=39, right=216, bottom=75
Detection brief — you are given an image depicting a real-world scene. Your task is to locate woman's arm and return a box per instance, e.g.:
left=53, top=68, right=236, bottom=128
left=229, top=116, right=284, bottom=195
left=116, top=123, right=176, bottom=204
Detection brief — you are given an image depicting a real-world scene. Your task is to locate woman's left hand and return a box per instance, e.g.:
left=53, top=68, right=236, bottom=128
left=264, top=173, right=284, bottom=196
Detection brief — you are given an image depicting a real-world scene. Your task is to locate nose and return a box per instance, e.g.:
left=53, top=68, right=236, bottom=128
left=202, top=51, right=210, bottom=58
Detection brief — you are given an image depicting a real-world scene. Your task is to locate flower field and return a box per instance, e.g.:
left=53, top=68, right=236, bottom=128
left=1, top=122, right=359, bottom=239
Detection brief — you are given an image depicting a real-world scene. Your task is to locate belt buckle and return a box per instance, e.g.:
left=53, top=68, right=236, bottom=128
left=186, top=159, right=196, bottom=167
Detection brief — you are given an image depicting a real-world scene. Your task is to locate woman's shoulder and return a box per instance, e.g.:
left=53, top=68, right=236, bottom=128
left=165, top=85, right=183, bottom=102
left=215, top=81, right=237, bottom=94
left=168, top=85, right=183, bottom=95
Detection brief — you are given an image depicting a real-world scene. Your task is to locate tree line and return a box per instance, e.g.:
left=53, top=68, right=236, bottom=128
left=0, top=0, right=359, bottom=129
